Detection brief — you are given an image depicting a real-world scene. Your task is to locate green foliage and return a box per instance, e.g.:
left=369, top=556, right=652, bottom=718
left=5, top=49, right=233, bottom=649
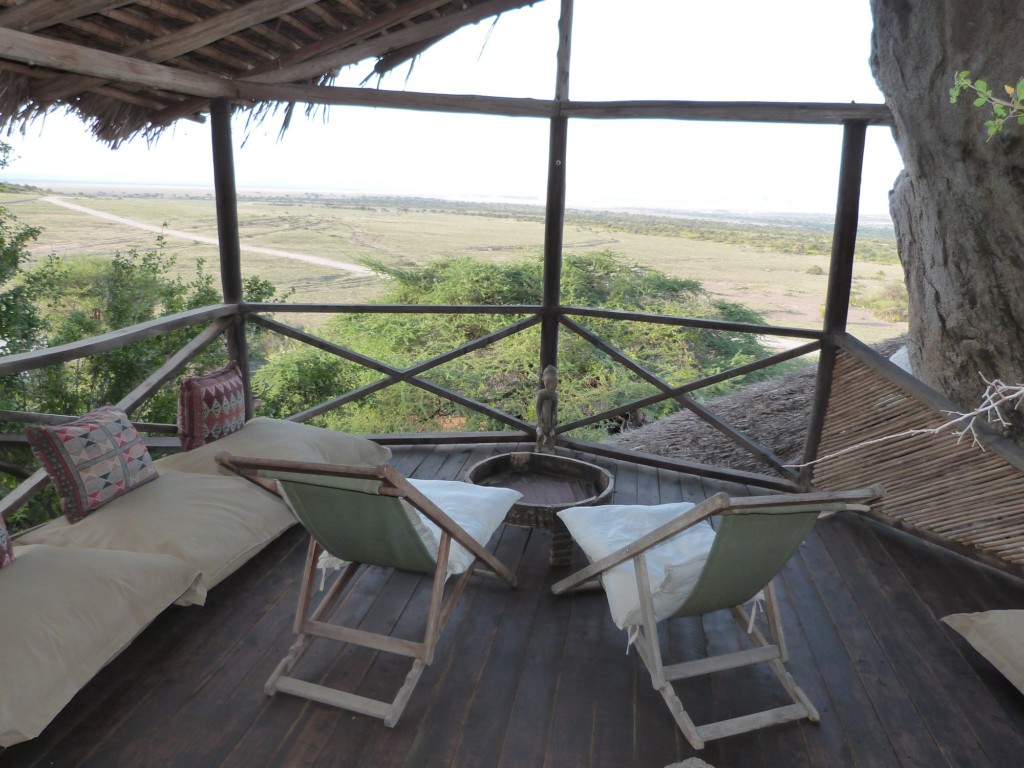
left=253, top=346, right=359, bottom=419
left=253, top=251, right=774, bottom=437
left=0, top=229, right=285, bottom=531
left=0, top=141, right=44, bottom=360
left=11, top=241, right=284, bottom=421
left=951, top=70, right=1024, bottom=139
left=851, top=281, right=909, bottom=323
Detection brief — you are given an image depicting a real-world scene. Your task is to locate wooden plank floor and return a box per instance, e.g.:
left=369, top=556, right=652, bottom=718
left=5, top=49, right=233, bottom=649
left=3, top=442, right=1024, bottom=767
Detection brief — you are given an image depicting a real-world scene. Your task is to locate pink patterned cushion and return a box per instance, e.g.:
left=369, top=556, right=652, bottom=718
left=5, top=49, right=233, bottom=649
left=178, top=361, right=246, bottom=451
left=0, top=516, right=12, bottom=569
left=24, top=407, right=159, bottom=525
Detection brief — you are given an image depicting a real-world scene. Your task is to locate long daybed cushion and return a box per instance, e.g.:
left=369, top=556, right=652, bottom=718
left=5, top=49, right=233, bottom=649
left=558, top=501, right=718, bottom=629
left=16, top=470, right=294, bottom=606
left=0, top=543, right=200, bottom=747
left=155, top=416, right=391, bottom=475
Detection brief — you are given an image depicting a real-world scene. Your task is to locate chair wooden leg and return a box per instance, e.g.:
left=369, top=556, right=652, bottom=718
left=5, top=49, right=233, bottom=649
left=632, top=554, right=706, bottom=749
left=383, top=660, right=426, bottom=727
left=631, top=566, right=818, bottom=748
left=633, top=627, right=705, bottom=749
left=264, top=541, right=507, bottom=728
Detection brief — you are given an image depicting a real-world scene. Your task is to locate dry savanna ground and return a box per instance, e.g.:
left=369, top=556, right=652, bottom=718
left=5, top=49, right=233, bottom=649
left=1, top=186, right=907, bottom=344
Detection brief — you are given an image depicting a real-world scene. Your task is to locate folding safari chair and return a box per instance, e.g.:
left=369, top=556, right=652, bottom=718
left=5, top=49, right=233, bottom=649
left=216, top=452, right=519, bottom=727
left=551, top=485, right=883, bottom=749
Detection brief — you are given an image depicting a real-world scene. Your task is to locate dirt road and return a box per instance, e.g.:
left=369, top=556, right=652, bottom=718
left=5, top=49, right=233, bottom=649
left=40, top=196, right=374, bottom=276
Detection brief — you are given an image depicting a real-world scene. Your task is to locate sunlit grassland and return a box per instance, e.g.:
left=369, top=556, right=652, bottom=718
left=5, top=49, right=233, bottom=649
left=1, top=188, right=907, bottom=343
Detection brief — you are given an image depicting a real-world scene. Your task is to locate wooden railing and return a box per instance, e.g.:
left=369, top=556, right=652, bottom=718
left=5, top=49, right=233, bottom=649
left=241, top=302, right=821, bottom=489
left=7, top=302, right=1023, bottom=580
left=0, top=299, right=823, bottom=523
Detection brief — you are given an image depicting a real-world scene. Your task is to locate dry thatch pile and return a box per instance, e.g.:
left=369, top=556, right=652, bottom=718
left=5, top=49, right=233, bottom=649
left=605, top=335, right=909, bottom=478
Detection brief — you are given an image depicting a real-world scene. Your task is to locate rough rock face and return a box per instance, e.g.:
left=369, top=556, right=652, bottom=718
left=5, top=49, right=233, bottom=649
left=869, top=0, right=1024, bottom=433
left=604, top=337, right=907, bottom=477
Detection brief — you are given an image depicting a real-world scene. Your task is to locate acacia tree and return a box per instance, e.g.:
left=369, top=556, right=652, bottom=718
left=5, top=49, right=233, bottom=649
left=869, top=0, right=1024, bottom=436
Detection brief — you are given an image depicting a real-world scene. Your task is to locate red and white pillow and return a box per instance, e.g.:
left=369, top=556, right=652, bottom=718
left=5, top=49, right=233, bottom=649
left=177, top=361, right=246, bottom=451
left=25, top=406, right=158, bottom=524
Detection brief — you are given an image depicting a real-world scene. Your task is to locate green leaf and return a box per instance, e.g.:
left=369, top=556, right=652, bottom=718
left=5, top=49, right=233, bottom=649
left=974, top=79, right=988, bottom=92
left=1017, top=78, right=1024, bottom=100
left=973, top=96, right=988, bottom=107
left=994, top=104, right=1007, bottom=117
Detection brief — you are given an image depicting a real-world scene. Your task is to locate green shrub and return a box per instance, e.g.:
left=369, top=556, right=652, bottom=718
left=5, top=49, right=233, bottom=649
left=253, top=251, right=777, bottom=437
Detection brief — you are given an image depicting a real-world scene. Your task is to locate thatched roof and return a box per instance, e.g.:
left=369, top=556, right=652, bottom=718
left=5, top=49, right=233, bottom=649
left=0, top=0, right=539, bottom=146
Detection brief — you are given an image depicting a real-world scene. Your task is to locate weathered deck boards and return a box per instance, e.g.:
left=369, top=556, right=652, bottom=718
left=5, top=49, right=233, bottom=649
left=3, top=442, right=1023, bottom=768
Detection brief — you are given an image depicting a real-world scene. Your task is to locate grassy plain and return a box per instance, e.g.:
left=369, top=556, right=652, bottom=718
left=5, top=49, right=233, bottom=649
left=0, top=186, right=907, bottom=344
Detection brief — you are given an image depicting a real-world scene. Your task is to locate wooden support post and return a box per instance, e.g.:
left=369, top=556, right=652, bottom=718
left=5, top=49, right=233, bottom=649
left=821, top=120, right=866, bottom=336
left=800, top=120, right=867, bottom=484
left=539, top=0, right=573, bottom=381
left=540, top=117, right=567, bottom=376
left=210, top=97, right=252, bottom=418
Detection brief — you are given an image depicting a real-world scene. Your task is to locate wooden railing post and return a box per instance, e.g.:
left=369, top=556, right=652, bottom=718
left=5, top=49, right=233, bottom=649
left=210, top=97, right=252, bottom=418
left=539, top=0, right=573, bottom=383
left=800, top=120, right=867, bottom=484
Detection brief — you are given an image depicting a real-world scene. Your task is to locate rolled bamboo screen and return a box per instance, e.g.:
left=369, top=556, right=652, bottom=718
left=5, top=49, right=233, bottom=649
left=812, top=346, right=1024, bottom=577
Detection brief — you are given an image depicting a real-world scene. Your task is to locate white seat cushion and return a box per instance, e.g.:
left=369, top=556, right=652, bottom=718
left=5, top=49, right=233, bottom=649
left=0, top=544, right=199, bottom=746
left=16, top=471, right=294, bottom=605
left=558, top=502, right=717, bottom=629
left=408, top=479, right=521, bottom=574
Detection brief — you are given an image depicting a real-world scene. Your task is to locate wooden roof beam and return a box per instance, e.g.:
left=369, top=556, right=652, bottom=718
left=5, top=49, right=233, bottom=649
left=232, top=79, right=894, bottom=126
left=31, top=0, right=323, bottom=103
left=234, top=0, right=453, bottom=83
left=0, top=26, right=237, bottom=98
left=0, top=0, right=134, bottom=32
left=236, top=79, right=553, bottom=116
left=562, top=100, right=894, bottom=126
left=246, top=0, right=538, bottom=84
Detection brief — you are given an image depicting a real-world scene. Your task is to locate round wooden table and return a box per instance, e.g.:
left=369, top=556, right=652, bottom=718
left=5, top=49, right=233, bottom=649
left=465, top=451, right=614, bottom=566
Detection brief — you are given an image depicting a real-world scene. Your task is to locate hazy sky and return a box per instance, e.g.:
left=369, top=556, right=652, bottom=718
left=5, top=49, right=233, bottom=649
left=3, top=0, right=904, bottom=214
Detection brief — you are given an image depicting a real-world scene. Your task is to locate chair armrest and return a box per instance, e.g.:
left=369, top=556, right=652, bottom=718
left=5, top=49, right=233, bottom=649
left=214, top=450, right=283, bottom=497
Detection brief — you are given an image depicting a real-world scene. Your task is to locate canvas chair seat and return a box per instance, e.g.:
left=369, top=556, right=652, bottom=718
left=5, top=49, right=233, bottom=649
left=216, top=452, right=520, bottom=727
left=553, top=485, right=883, bottom=749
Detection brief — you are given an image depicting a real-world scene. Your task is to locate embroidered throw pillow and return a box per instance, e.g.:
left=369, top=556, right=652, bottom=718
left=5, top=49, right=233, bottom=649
left=25, top=406, right=159, bottom=524
left=0, top=516, right=12, bottom=569
left=178, top=361, right=246, bottom=451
